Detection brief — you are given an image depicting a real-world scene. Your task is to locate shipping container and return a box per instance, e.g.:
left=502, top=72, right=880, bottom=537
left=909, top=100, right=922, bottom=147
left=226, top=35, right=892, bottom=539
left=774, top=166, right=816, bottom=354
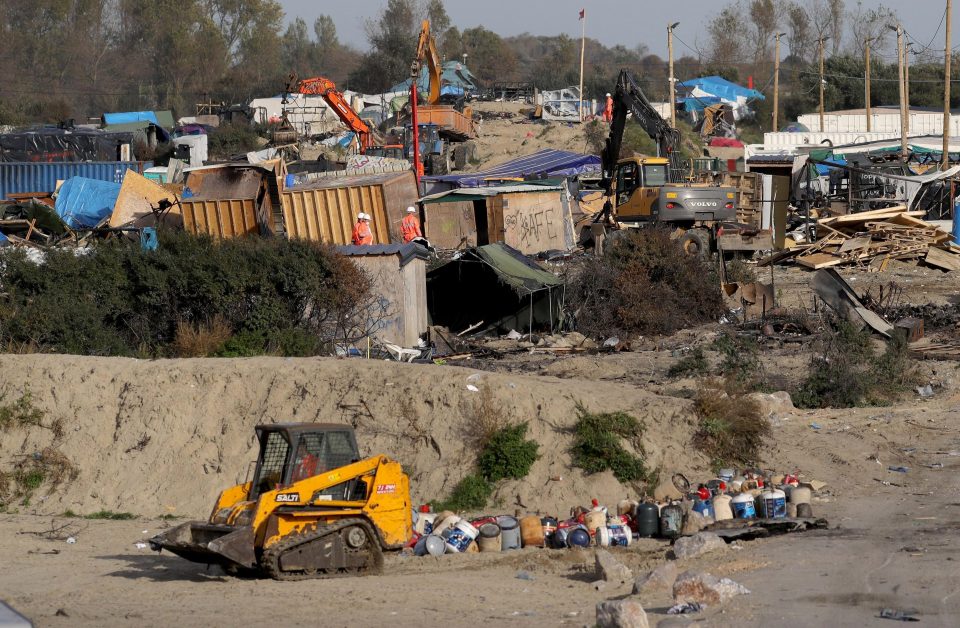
left=280, top=171, right=418, bottom=244
left=181, top=199, right=259, bottom=239
left=0, top=161, right=151, bottom=200
left=797, top=112, right=960, bottom=136
left=762, top=131, right=899, bottom=149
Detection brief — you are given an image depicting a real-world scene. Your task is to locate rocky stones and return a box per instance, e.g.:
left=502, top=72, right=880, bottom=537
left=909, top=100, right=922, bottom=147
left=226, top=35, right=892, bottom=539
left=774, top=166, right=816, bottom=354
left=632, top=561, right=678, bottom=594
left=672, top=533, right=728, bottom=560
left=595, top=549, right=633, bottom=584
left=748, top=390, right=795, bottom=418
left=672, top=571, right=750, bottom=605
left=596, top=600, right=649, bottom=628
left=680, top=510, right=709, bottom=535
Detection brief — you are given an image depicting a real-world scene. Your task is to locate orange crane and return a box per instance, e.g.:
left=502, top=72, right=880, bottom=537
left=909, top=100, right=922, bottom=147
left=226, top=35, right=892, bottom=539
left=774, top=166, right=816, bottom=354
left=285, top=74, right=375, bottom=152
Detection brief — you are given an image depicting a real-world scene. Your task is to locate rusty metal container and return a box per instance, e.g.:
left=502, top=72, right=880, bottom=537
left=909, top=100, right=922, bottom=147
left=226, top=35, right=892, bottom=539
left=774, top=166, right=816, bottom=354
left=417, top=105, right=477, bottom=140
left=180, top=199, right=260, bottom=239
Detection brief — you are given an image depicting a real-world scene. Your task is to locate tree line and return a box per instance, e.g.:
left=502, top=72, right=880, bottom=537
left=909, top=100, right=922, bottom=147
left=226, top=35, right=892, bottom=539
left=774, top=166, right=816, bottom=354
left=1, top=0, right=955, bottom=135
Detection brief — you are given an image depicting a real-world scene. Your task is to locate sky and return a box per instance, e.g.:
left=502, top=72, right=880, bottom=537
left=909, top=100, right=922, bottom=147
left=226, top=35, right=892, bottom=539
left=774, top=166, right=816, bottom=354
left=280, top=0, right=959, bottom=58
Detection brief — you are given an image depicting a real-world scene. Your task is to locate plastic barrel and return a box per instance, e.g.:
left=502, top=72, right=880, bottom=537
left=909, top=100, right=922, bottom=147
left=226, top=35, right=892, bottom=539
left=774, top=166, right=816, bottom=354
left=477, top=523, right=502, bottom=552
left=712, top=494, right=734, bottom=521
left=760, top=489, right=787, bottom=519
left=497, top=515, right=521, bottom=550
left=424, top=535, right=446, bottom=556
left=789, top=486, right=812, bottom=505
left=659, top=503, right=683, bottom=538
left=633, top=503, right=659, bottom=538
left=519, top=515, right=544, bottom=548
left=568, top=527, right=591, bottom=548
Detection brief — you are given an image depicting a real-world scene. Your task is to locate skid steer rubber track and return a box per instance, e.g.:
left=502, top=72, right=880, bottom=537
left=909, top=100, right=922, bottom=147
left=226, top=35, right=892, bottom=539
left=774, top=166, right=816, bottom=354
left=262, top=518, right=384, bottom=581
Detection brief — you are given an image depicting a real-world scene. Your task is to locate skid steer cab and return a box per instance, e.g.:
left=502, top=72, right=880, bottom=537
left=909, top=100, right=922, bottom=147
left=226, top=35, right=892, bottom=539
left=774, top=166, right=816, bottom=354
left=150, top=423, right=412, bottom=580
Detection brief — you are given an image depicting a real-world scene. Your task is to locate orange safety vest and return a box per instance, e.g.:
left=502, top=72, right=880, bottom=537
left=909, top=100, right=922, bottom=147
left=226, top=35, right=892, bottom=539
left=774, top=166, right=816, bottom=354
left=352, top=221, right=373, bottom=245
left=400, top=213, right=422, bottom=242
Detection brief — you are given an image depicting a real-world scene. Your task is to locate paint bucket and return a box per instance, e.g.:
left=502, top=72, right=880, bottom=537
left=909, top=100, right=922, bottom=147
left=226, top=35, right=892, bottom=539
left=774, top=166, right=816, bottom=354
left=597, top=525, right=632, bottom=548
left=432, top=514, right=460, bottom=538
left=659, top=503, right=683, bottom=538
left=415, top=512, right=437, bottom=536
left=584, top=511, right=606, bottom=536
left=718, top=468, right=736, bottom=482
left=731, top=493, right=756, bottom=519
left=424, top=535, right=446, bottom=556
left=759, top=489, right=787, bottom=519
left=633, top=503, right=660, bottom=538
left=497, top=515, right=521, bottom=550
left=692, top=498, right=713, bottom=519
left=712, top=494, right=734, bottom=521
left=520, top=515, right=545, bottom=548
left=477, top=523, right=502, bottom=552
left=541, top=517, right=558, bottom=546
left=443, top=520, right=479, bottom=553
left=568, top=526, right=592, bottom=548
left=789, top=486, right=812, bottom=506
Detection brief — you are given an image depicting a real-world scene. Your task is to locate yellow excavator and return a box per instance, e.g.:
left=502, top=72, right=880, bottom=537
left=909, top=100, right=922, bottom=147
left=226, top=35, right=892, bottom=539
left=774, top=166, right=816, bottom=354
left=150, top=423, right=412, bottom=580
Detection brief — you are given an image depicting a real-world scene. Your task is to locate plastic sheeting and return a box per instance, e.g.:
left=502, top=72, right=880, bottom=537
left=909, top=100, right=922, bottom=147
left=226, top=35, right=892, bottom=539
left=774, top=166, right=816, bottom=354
left=0, top=127, right=134, bottom=162
left=424, top=149, right=601, bottom=188
left=55, top=177, right=122, bottom=229
left=102, top=111, right=175, bottom=129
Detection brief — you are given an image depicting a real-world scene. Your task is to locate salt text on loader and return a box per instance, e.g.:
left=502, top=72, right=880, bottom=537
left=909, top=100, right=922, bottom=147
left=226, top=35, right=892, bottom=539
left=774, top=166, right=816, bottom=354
left=149, top=423, right=412, bottom=580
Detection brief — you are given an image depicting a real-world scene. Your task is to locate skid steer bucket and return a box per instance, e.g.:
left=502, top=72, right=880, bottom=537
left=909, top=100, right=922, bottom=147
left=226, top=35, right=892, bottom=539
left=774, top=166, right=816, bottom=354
left=150, top=522, right=256, bottom=569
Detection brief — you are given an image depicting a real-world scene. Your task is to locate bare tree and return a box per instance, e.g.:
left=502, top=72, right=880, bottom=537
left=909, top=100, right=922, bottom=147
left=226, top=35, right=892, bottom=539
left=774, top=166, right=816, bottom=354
left=848, top=2, right=897, bottom=58
left=810, top=0, right=845, bottom=55
left=786, top=2, right=813, bottom=63
left=707, top=2, right=749, bottom=65
left=748, top=0, right=781, bottom=67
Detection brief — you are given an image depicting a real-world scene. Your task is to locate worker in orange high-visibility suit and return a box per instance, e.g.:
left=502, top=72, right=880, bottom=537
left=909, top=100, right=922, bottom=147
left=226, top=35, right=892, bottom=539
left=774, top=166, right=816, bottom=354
left=603, top=93, right=613, bottom=123
left=400, top=206, right=422, bottom=243
left=352, top=212, right=373, bottom=245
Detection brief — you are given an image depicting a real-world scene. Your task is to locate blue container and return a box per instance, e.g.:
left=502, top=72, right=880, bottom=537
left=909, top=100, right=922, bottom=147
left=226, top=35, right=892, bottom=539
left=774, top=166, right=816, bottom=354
left=692, top=498, right=713, bottom=519
left=567, top=527, right=591, bottom=548
left=731, top=494, right=756, bottom=519
left=285, top=173, right=296, bottom=188
left=0, top=161, right=152, bottom=199
left=953, top=202, right=960, bottom=244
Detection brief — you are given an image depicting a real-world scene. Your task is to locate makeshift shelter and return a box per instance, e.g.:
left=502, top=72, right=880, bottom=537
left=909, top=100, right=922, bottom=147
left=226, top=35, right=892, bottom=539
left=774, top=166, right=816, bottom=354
left=387, top=61, right=480, bottom=98
left=55, top=177, right=122, bottom=228
left=419, top=179, right=578, bottom=254
left=338, top=243, right=430, bottom=347
left=0, top=127, right=134, bottom=162
left=427, top=243, right=563, bottom=335
left=102, top=111, right=175, bottom=129
left=423, top=149, right=601, bottom=190
left=676, top=76, right=764, bottom=120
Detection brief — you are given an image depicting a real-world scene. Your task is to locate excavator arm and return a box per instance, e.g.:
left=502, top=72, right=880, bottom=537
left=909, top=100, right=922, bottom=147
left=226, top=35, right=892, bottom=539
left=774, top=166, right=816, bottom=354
left=601, top=69, right=683, bottom=198
left=286, top=74, right=374, bottom=150
left=412, top=20, right=442, bottom=105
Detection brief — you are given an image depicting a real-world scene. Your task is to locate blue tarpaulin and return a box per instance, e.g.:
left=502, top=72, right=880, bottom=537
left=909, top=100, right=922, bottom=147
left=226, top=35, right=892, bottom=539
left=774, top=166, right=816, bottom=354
left=676, top=76, right=765, bottom=103
left=103, top=111, right=161, bottom=126
left=424, top=149, right=601, bottom=188
left=388, top=61, right=479, bottom=96
left=55, top=177, right=122, bottom=228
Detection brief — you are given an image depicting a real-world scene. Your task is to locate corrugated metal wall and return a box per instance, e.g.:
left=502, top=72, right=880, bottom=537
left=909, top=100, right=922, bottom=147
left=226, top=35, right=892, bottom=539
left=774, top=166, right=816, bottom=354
left=0, top=161, right=151, bottom=199
left=281, top=186, right=390, bottom=244
left=181, top=199, right=259, bottom=239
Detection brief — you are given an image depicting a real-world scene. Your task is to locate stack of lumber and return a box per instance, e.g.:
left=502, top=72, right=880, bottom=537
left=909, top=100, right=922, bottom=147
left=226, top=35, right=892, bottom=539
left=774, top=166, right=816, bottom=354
left=792, top=206, right=960, bottom=271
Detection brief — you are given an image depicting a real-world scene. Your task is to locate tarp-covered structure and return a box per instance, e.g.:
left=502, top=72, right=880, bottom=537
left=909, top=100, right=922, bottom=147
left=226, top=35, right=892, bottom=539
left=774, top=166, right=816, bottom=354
left=677, top=76, right=764, bottom=120
left=102, top=111, right=175, bottom=129
left=427, top=243, right=564, bottom=334
left=388, top=61, right=480, bottom=98
left=424, top=149, right=601, bottom=189
left=55, top=177, right=122, bottom=228
left=0, top=127, right=135, bottom=162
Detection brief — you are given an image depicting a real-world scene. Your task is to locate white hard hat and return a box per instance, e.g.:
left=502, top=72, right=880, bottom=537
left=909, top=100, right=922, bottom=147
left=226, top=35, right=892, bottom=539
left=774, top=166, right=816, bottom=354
left=357, top=212, right=365, bottom=220
left=363, top=213, right=371, bottom=221
left=406, top=206, right=416, bottom=213
left=606, top=93, right=611, bottom=97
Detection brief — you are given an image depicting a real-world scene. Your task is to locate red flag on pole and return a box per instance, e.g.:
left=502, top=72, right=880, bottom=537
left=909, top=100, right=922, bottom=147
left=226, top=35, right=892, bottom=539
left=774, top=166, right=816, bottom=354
left=579, top=8, right=585, bottom=19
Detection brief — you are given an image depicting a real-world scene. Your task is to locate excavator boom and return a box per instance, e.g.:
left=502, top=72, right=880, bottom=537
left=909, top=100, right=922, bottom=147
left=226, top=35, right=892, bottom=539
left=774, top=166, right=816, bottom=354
left=412, top=20, right=442, bottom=105
left=287, top=74, right=374, bottom=150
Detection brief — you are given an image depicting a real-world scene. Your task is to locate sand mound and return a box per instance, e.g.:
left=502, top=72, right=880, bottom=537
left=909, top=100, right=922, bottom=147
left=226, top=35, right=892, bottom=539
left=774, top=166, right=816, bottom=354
left=0, top=355, right=706, bottom=518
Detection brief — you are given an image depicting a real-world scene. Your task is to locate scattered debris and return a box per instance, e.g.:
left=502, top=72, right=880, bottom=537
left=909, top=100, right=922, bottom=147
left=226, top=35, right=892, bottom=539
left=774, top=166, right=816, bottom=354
left=879, top=608, right=920, bottom=622
left=667, top=601, right=704, bottom=615
left=672, top=571, right=750, bottom=605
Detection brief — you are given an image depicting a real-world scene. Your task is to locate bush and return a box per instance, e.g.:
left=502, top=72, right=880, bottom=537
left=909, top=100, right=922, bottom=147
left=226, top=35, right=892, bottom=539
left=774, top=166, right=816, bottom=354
left=0, top=232, right=375, bottom=358
left=0, top=447, right=77, bottom=507
left=477, top=422, right=539, bottom=483
left=712, top=332, right=767, bottom=392
left=431, top=473, right=492, bottom=512
left=793, top=319, right=921, bottom=409
left=667, top=347, right=709, bottom=378
left=0, top=388, right=44, bottom=431
left=207, top=122, right=263, bottom=158
left=693, top=380, right=769, bottom=471
left=570, top=405, right=649, bottom=483
left=568, top=228, right=725, bottom=339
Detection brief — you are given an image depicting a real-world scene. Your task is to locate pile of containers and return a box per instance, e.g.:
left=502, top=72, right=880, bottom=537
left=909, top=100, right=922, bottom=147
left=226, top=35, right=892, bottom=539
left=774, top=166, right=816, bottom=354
left=408, top=469, right=817, bottom=555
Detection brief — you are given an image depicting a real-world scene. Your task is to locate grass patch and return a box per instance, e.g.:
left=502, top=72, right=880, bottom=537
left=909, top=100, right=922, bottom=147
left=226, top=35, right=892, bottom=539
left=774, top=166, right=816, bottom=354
left=570, top=405, right=649, bottom=483
left=0, top=447, right=78, bottom=507
left=431, top=473, right=492, bottom=512
left=0, top=388, right=45, bottom=431
left=172, top=315, right=232, bottom=357
left=693, top=379, right=770, bottom=472
left=793, top=319, right=921, bottom=408
left=83, top=510, right=136, bottom=520
left=667, top=347, right=709, bottom=378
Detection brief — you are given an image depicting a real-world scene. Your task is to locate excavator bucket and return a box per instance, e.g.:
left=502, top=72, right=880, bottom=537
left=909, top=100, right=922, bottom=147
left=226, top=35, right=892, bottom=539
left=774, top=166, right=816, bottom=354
left=149, top=522, right=256, bottom=570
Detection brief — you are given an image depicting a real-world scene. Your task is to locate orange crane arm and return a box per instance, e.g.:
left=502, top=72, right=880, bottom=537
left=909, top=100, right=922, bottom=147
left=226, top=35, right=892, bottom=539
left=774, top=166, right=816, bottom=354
left=287, top=75, right=373, bottom=150
left=412, top=20, right=442, bottom=105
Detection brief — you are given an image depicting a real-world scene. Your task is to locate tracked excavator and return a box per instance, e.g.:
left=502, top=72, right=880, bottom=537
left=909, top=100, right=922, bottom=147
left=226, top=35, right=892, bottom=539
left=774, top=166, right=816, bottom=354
left=150, top=423, right=412, bottom=580
left=589, top=70, right=765, bottom=257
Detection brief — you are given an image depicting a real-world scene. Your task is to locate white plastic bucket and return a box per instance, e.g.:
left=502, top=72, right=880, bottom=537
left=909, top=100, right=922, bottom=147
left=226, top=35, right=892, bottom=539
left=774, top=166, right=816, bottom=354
left=443, top=520, right=479, bottom=553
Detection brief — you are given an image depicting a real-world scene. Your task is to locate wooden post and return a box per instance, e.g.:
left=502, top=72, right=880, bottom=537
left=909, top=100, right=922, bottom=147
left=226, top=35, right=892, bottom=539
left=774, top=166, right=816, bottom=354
left=944, top=0, right=953, bottom=170
left=905, top=43, right=911, bottom=138
left=865, top=39, right=872, bottom=132
left=818, top=37, right=826, bottom=132
left=896, top=25, right=908, bottom=158
left=773, top=33, right=784, bottom=132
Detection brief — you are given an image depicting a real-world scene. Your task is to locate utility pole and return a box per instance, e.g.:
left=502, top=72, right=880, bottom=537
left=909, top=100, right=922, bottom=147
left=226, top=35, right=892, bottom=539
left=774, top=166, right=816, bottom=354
left=773, top=32, right=785, bottom=132
left=578, top=10, right=586, bottom=122
left=895, top=24, right=908, bottom=158
left=668, top=22, right=679, bottom=128
left=905, top=44, right=912, bottom=138
left=818, top=36, right=827, bottom=132
left=944, top=0, right=953, bottom=170
left=865, top=38, right=873, bottom=132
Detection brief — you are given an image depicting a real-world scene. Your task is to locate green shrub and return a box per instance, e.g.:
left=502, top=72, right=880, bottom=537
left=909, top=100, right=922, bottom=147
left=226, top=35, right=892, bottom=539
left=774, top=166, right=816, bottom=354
left=431, top=474, right=493, bottom=512
left=0, top=232, right=373, bottom=358
left=477, top=422, right=539, bottom=483
left=667, top=347, right=709, bottom=378
left=570, top=405, right=649, bottom=483
left=83, top=510, right=136, bottom=520
left=207, top=122, right=263, bottom=158
left=712, top=332, right=767, bottom=392
left=693, top=379, right=769, bottom=471
left=0, top=388, right=44, bottom=431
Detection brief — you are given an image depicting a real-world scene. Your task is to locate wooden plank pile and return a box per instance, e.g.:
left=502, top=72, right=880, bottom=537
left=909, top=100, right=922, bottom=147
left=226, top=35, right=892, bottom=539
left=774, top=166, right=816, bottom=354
left=790, top=206, right=960, bottom=271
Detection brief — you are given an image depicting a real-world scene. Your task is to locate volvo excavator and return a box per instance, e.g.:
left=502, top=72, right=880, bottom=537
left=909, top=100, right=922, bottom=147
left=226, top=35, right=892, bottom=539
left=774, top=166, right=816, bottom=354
left=150, top=423, right=412, bottom=580
left=589, top=70, right=768, bottom=257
